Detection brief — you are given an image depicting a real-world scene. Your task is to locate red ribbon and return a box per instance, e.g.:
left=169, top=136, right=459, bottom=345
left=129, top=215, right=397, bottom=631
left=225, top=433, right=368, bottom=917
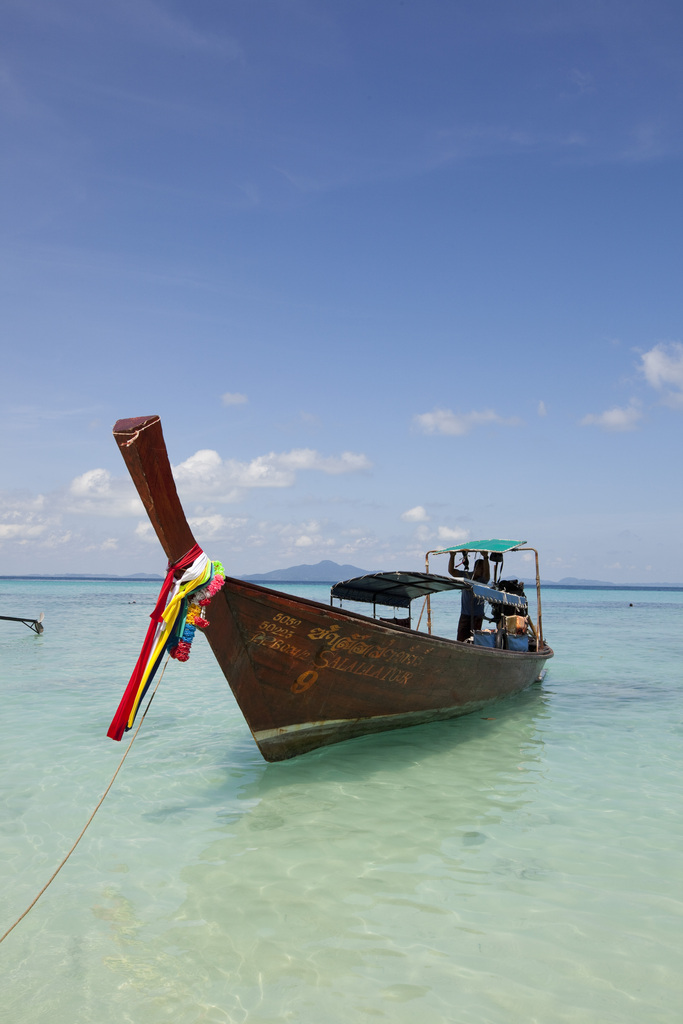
left=107, top=544, right=204, bottom=741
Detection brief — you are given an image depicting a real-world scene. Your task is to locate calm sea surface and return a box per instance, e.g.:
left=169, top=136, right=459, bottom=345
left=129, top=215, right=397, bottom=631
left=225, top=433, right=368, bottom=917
left=1, top=580, right=682, bottom=1023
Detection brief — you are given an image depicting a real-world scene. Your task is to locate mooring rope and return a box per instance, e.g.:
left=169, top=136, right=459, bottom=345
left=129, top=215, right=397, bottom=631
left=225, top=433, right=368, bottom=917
left=0, top=657, right=170, bottom=946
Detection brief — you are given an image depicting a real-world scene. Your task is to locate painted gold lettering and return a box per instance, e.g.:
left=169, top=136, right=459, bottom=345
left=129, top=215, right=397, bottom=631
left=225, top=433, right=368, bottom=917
left=291, top=669, right=318, bottom=693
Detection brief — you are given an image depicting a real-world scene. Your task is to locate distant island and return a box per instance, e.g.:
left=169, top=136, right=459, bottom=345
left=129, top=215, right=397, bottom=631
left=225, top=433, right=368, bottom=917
left=1, top=562, right=681, bottom=588
left=240, top=563, right=683, bottom=588
left=241, top=559, right=372, bottom=582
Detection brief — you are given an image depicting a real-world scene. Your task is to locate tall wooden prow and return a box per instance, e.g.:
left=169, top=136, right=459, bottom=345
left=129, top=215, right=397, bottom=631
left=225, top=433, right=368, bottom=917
left=112, top=416, right=273, bottom=736
left=113, top=416, right=196, bottom=562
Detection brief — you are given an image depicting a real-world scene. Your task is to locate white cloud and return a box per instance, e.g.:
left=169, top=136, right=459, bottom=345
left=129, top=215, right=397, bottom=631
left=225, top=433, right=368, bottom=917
left=221, top=392, right=248, bottom=406
left=0, top=501, right=71, bottom=547
left=621, top=120, right=667, bottom=163
left=115, top=0, right=242, bottom=59
left=1, top=441, right=370, bottom=565
left=188, top=514, right=229, bottom=539
left=437, top=526, right=469, bottom=543
left=172, top=447, right=371, bottom=502
left=39, top=530, right=72, bottom=549
left=135, top=513, right=247, bottom=544
left=67, top=468, right=143, bottom=516
left=538, top=400, right=547, bottom=417
left=298, top=411, right=321, bottom=426
left=568, top=69, right=595, bottom=96
left=338, top=535, right=380, bottom=558
left=580, top=400, right=642, bottom=431
left=0, top=520, right=47, bottom=540
left=172, top=450, right=240, bottom=500
left=640, top=342, right=683, bottom=407
left=135, top=521, right=155, bottom=542
left=414, top=408, right=520, bottom=436
left=278, top=449, right=371, bottom=474
left=0, top=494, right=56, bottom=545
left=238, top=516, right=340, bottom=559
left=401, top=505, right=428, bottom=523
left=0, top=492, right=46, bottom=513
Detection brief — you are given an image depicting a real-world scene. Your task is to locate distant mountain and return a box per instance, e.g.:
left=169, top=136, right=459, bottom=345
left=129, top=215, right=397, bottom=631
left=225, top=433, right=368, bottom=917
left=630, top=582, right=683, bottom=588
left=516, top=575, right=617, bottom=587
left=518, top=576, right=616, bottom=587
left=556, top=576, right=615, bottom=587
left=517, top=576, right=683, bottom=589
left=241, top=559, right=372, bottom=583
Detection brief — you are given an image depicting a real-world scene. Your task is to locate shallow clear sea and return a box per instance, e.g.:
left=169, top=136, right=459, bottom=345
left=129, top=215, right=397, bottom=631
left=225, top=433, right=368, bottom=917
left=1, top=580, right=682, bottom=1024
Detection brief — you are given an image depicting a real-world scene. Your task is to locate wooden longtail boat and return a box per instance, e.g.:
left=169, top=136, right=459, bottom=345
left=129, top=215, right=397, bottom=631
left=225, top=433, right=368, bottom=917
left=111, top=416, right=553, bottom=761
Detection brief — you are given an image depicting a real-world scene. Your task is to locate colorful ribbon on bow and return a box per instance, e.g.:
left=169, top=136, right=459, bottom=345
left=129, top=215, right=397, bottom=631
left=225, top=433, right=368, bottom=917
left=107, top=546, right=225, bottom=741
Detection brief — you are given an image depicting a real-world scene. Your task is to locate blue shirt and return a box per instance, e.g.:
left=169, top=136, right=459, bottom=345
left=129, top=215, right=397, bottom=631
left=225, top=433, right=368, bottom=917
left=461, top=586, right=485, bottom=617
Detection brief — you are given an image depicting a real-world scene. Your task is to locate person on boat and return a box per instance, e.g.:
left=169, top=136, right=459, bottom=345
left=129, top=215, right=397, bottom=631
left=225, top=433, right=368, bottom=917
left=448, top=552, right=490, bottom=642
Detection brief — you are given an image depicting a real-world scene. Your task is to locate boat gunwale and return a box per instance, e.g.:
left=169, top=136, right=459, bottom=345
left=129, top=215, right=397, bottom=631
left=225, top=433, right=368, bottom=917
left=224, top=573, right=554, bottom=660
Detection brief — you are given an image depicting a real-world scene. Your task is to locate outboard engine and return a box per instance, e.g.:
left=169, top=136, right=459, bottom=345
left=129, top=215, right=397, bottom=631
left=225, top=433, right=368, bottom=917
left=489, top=579, right=528, bottom=625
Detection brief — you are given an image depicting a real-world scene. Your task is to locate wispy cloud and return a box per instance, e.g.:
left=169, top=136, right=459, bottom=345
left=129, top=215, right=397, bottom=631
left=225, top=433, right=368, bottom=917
left=66, top=468, right=143, bottom=516
left=187, top=514, right=248, bottom=541
left=580, top=400, right=642, bottom=431
left=619, top=120, right=669, bottom=163
left=437, top=526, right=469, bottom=544
left=0, top=59, right=39, bottom=119
left=567, top=69, right=595, bottom=97
left=172, top=447, right=372, bottom=502
left=0, top=492, right=46, bottom=540
left=246, top=518, right=338, bottom=558
left=298, top=411, right=321, bottom=427
left=414, top=408, right=520, bottom=436
left=0, top=519, right=48, bottom=541
left=401, top=505, right=428, bottom=523
left=221, top=392, right=248, bottom=406
left=114, top=0, right=243, bottom=60
left=135, top=522, right=155, bottom=543
left=3, top=443, right=373, bottom=560
left=0, top=492, right=70, bottom=548
left=4, top=404, right=103, bottom=428
left=640, top=341, right=683, bottom=407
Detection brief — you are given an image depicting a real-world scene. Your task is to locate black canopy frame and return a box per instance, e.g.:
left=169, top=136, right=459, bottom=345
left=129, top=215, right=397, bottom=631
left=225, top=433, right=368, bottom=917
left=330, top=572, right=527, bottom=631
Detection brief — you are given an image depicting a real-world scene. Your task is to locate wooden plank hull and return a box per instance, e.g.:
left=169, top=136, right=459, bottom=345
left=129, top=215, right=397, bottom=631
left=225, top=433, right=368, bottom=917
left=112, top=416, right=553, bottom=761
left=205, top=577, right=552, bottom=760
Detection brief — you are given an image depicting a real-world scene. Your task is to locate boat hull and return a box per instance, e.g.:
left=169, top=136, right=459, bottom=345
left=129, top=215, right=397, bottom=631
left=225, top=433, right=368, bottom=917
left=203, top=577, right=553, bottom=760
left=111, top=415, right=553, bottom=762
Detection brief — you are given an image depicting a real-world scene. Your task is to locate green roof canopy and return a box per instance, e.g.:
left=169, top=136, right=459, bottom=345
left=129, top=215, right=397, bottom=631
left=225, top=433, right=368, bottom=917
left=429, top=538, right=526, bottom=555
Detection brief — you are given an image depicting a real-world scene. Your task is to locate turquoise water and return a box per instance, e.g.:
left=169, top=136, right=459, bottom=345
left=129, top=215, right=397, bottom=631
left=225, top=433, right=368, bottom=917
left=1, top=580, right=682, bottom=1023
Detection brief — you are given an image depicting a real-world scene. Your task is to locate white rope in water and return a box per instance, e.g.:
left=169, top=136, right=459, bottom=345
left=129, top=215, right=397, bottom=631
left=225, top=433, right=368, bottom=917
left=0, top=657, right=170, bottom=946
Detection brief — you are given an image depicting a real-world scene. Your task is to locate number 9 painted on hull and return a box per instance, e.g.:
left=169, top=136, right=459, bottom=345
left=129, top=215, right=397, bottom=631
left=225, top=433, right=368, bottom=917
left=291, top=670, right=318, bottom=693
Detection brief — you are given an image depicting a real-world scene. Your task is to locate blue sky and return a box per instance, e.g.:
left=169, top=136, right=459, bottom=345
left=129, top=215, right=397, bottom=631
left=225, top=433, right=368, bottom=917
left=2, top=0, right=682, bottom=582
